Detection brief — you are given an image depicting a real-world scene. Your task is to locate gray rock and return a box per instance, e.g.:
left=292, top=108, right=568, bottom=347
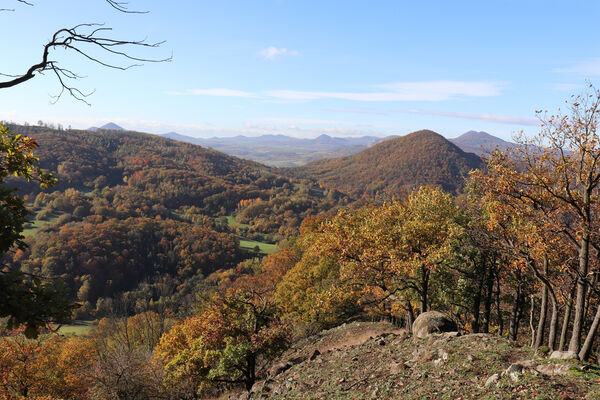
left=549, top=350, right=579, bottom=360
left=269, top=361, right=293, bottom=377
left=412, top=311, right=458, bottom=338
left=503, top=363, right=525, bottom=382
left=536, top=363, right=571, bottom=376
left=485, top=373, right=500, bottom=387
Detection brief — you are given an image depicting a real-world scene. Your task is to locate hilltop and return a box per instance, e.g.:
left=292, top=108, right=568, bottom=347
left=88, top=122, right=124, bottom=131
left=242, top=321, right=600, bottom=400
left=289, top=130, right=483, bottom=198
left=450, top=130, right=514, bottom=156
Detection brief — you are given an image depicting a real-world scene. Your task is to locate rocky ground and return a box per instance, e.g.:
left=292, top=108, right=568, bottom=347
left=236, top=321, right=600, bottom=400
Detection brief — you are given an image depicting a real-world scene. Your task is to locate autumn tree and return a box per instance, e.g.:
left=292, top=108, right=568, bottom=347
left=155, top=280, right=289, bottom=394
left=0, top=124, right=74, bottom=337
left=479, top=85, right=600, bottom=359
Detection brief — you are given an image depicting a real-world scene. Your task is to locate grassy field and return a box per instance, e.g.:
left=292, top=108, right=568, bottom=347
left=56, top=320, right=95, bottom=336
left=239, top=238, right=278, bottom=255
left=22, top=214, right=61, bottom=237
left=225, top=215, right=250, bottom=229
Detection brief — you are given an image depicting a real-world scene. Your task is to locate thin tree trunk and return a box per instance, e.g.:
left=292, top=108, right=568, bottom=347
left=509, top=281, right=522, bottom=341
left=471, top=276, right=484, bottom=333
left=420, top=265, right=429, bottom=314
left=405, top=298, right=414, bottom=331
left=568, top=235, right=590, bottom=353
left=496, top=273, right=504, bottom=336
left=547, top=291, right=559, bottom=350
left=482, top=266, right=494, bottom=334
left=579, top=305, right=600, bottom=361
left=534, top=259, right=550, bottom=349
left=530, top=295, right=536, bottom=347
left=559, top=282, right=576, bottom=351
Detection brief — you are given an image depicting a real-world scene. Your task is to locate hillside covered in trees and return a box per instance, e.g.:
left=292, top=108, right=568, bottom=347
left=1, top=124, right=348, bottom=320
left=289, top=130, right=483, bottom=198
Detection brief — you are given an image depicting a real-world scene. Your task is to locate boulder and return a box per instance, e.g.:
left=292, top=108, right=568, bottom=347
left=536, top=363, right=571, bottom=376
left=484, top=373, right=500, bottom=387
left=549, top=351, right=579, bottom=360
left=412, top=311, right=458, bottom=338
left=503, top=363, right=525, bottom=382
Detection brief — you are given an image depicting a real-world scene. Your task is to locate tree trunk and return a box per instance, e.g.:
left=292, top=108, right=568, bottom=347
left=482, top=267, right=494, bottom=334
left=420, top=265, right=429, bottom=314
left=471, top=276, right=483, bottom=333
left=534, top=260, right=550, bottom=349
left=496, top=273, right=504, bottom=336
left=579, top=304, right=600, bottom=361
left=529, top=295, right=536, bottom=347
left=509, top=281, right=523, bottom=341
left=568, top=234, right=590, bottom=353
left=547, top=291, right=559, bottom=350
left=559, top=282, right=576, bottom=351
left=405, top=298, right=414, bottom=331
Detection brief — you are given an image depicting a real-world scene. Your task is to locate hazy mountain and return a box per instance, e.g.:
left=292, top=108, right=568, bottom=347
left=449, top=131, right=514, bottom=155
left=290, top=130, right=483, bottom=197
left=88, top=122, right=125, bottom=131
left=157, top=132, right=383, bottom=167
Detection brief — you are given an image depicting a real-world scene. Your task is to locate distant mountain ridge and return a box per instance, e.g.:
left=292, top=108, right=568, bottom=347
left=289, top=130, right=483, bottom=197
left=88, top=122, right=125, bottom=132
left=449, top=130, right=514, bottom=155
left=159, top=132, right=382, bottom=167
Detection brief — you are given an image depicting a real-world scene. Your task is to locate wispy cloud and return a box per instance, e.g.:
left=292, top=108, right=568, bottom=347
left=167, top=88, right=257, bottom=98
left=169, top=80, right=504, bottom=102
left=257, top=46, right=300, bottom=60
left=266, top=80, right=502, bottom=102
left=327, top=107, right=388, bottom=115
left=556, top=58, right=600, bottom=76
left=397, top=109, right=538, bottom=126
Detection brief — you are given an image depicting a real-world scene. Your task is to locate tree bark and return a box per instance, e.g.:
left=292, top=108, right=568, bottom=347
left=496, top=273, right=504, bottom=336
left=509, top=281, right=523, bottom=341
left=568, top=232, right=590, bottom=353
left=534, top=259, right=550, bottom=349
left=578, top=304, right=600, bottom=361
left=559, top=283, right=575, bottom=350
left=547, top=291, right=559, bottom=350
left=482, top=266, right=494, bottom=334
left=419, top=265, right=429, bottom=314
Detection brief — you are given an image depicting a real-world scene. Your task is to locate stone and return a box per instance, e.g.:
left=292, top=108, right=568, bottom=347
left=269, top=361, right=293, bottom=377
left=485, top=373, right=500, bottom=387
left=503, top=363, right=525, bottom=382
left=549, top=351, right=579, bottom=360
left=536, top=363, right=571, bottom=376
left=412, top=311, right=458, bottom=338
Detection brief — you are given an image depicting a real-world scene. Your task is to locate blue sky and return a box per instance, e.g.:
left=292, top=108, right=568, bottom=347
left=0, top=0, right=599, bottom=140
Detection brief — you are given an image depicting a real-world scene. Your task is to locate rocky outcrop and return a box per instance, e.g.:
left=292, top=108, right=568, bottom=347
left=412, top=311, right=458, bottom=338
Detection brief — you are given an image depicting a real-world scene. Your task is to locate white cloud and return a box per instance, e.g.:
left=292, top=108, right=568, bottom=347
left=396, top=109, right=538, bottom=126
left=257, top=46, right=300, bottom=60
left=556, top=58, right=600, bottom=76
left=168, top=80, right=503, bottom=102
left=265, top=80, right=502, bottom=102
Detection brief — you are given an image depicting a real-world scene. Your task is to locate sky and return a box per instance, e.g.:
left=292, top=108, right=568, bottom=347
left=0, top=0, right=599, bottom=140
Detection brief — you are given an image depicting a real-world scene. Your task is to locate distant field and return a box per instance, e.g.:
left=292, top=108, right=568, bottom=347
left=239, top=238, right=278, bottom=255
left=225, top=215, right=250, bottom=229
left=22, top=214, right=61, bottom=236
left=57, top=320, right=95, bottom=336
